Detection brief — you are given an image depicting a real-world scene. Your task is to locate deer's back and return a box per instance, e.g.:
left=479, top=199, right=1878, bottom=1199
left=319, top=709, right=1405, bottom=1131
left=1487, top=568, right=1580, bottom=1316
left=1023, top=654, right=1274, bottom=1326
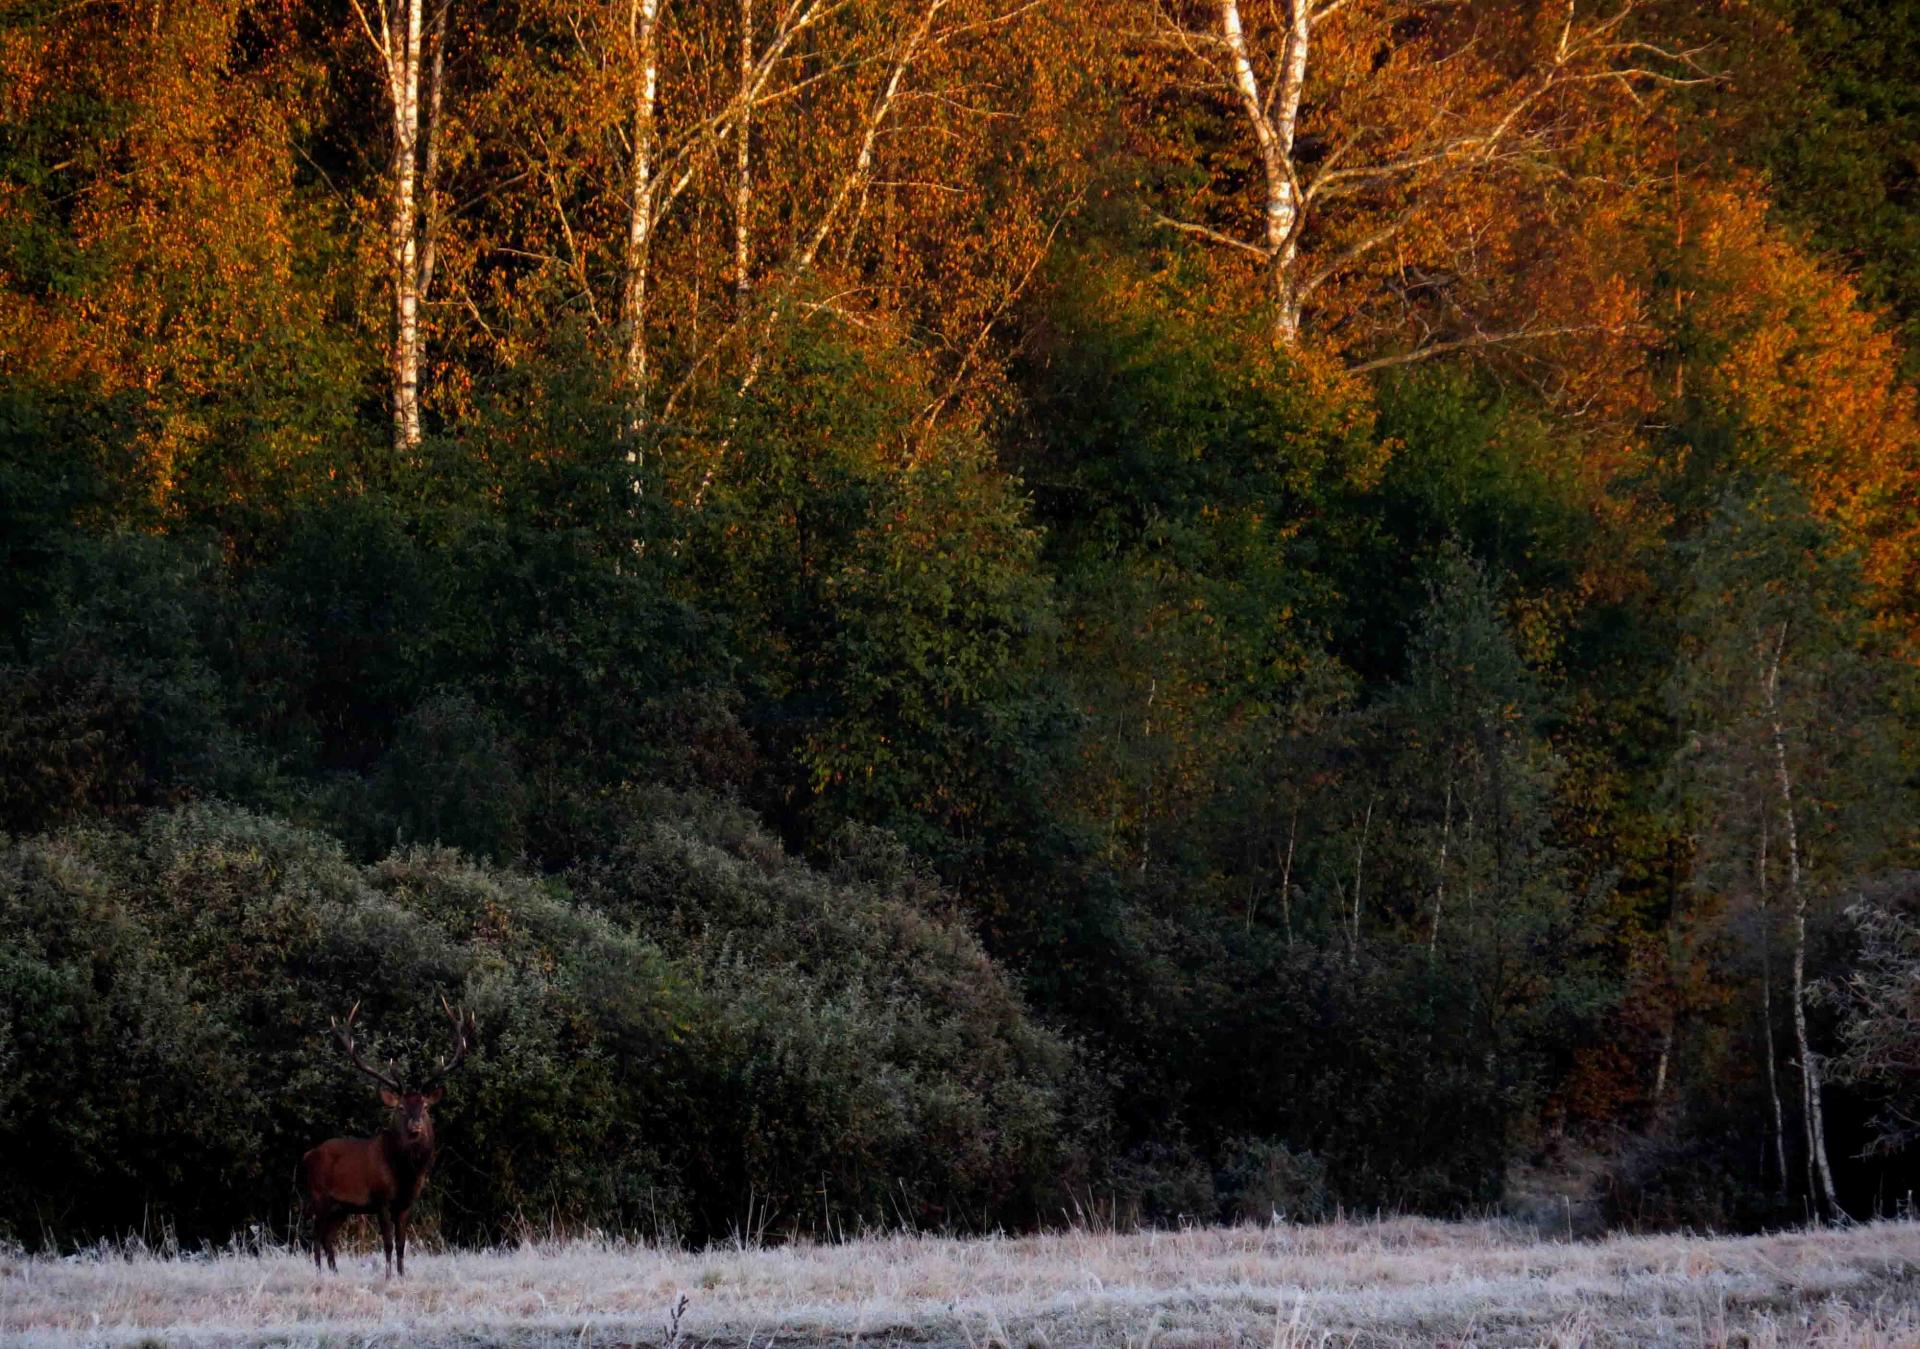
left=300, top=1137, right=392, bottom=1210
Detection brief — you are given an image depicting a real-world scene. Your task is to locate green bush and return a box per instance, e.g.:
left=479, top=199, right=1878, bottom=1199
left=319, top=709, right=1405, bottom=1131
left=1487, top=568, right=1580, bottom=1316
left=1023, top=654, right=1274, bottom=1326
left=0, top=799, right=1082, bottom=1247
left=0, top=534, right=268, bottom=834
left=572, top=790, right=1089, bottom=1233
left=366, top=692, right=527, bottom=861
left=1216, top=1138, right=1330, bottom=1224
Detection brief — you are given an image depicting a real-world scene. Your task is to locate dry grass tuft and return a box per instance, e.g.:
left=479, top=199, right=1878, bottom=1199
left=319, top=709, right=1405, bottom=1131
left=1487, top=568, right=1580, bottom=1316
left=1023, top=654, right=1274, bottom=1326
left=4, top=1217, right=1917, bottom=1346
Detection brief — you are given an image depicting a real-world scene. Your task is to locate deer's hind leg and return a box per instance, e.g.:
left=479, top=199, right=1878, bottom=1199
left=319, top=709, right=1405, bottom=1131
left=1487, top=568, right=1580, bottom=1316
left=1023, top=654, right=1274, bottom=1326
left=314, top=1210, right=345, bottom=1273
left=302, top=1196, right=325, bottom=1272
left=302, top=1203, right=317, bottom=1271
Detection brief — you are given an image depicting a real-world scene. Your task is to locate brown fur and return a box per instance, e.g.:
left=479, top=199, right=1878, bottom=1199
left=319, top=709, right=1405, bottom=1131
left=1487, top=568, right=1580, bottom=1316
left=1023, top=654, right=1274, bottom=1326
left=300, top=1000, right=473, bottom=1278
left=298, top=1087, right=441, bottom=1276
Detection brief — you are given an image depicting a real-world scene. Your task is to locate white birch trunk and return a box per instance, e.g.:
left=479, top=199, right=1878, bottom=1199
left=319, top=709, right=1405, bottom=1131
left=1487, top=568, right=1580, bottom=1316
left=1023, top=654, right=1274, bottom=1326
left=1349, top=794, right=1373, bottom=949
left=688, top=0, right=945, bottom=508
left=1217, top=0, right=1309, bottom=346
left=353, top=0, right=447, bottom=454
left=1280, top=806, right=1298, bottom=945
left=794, top=0, right=944, bottom=279
left=1758, top=816, right=1790, bottom=1197
left=1154, top=0, right=1703, bottom=358
left=1430, top=774, right=1453, bottom=952
left=734, top=0, right=753, bottom=304
left=389, top=0, right=424, bottom=453
left=621, top=0, right=662, bottom=436
left=1761, top=623, right=1842, bottom=1221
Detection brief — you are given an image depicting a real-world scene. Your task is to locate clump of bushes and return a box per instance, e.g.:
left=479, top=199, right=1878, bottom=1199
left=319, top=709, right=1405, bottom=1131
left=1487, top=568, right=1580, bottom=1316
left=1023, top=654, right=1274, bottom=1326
left=1217, top=1138, right=1331, bottom=1224
left=0, top=799, right=1083, bottom=1247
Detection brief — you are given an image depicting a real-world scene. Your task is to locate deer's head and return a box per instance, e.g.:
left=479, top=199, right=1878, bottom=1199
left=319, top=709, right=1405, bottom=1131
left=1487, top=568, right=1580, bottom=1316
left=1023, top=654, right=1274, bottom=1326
left=331, top=996, right=476, bottom=1145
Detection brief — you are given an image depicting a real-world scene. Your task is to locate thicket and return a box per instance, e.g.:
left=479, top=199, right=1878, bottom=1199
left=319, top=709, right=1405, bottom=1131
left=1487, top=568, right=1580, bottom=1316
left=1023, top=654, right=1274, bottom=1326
left=0, top=797, right=1080, bottom=1245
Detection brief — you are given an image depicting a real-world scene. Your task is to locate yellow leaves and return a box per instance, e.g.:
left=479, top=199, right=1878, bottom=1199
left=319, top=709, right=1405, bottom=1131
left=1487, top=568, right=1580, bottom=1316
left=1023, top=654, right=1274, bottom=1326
left=0, top=0, right=355, bottom=512
left=1680, top=183, right=1920, bottom=642
left=1509, top=591, right=1572, bottom=671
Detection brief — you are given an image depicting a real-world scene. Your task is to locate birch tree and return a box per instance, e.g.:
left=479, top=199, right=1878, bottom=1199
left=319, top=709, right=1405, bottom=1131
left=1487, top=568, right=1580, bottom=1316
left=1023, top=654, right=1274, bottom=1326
left=1757, top=819, right=1789, bottom=1197
left=733, top=0, right=754, bottom=306
left=514, top=0, right=978, bottom=431
left=1669, top=487, right=1904, bottom=1223
left=1756, top=618, right=1841, bottom=1217
left=619, top=0, right=662, bottom=432
left=1136, top=0, right=1710, bottom=356
left=348, top=0, right=456, bottom=453
left=476, top=0, right=1078, bottom=484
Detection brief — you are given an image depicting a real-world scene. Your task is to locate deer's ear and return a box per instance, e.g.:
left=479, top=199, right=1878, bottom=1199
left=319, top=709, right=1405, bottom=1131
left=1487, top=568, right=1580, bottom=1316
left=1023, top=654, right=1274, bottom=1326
left=380, top=1088, right=401, bottom=1107
left=423, top=1086, right=444, bottom=1105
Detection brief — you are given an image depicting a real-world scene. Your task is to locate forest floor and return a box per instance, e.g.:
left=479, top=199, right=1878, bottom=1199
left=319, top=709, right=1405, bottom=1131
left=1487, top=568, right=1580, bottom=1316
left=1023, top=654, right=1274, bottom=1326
left=5, top=1216, right=1919, bottom=1347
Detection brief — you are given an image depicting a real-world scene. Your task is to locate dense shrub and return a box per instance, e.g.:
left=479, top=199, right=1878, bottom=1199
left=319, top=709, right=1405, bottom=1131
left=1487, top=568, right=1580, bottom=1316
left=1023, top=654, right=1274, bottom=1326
left=1216, top=1138, right=1332, bottom=1225
left=365, top=692, right=528, bottom=861
left=1598, top=1110, right=1794, bottom=1232
left=0, top=534, right=269, bottom=833
left=572, top=790, right=1090, bottom=1233
left=0, top=800, right=1082, bottom=1247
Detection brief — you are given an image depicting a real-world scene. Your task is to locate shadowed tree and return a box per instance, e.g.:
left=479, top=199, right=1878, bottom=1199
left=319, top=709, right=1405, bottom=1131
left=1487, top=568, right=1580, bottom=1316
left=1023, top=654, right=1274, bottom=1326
left=1668, top=485, right=1907, bottom=1222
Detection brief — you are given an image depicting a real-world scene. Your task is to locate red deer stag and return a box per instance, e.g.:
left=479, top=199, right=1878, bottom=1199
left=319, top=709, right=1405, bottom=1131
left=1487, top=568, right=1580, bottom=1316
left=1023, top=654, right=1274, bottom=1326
left=297, top=997, right=476, bottom=1277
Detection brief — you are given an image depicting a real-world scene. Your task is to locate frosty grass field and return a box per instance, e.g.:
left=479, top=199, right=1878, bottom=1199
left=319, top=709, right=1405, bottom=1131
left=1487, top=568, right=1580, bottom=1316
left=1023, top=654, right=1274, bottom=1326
left=5, top=1217, right=1918, bottom=1347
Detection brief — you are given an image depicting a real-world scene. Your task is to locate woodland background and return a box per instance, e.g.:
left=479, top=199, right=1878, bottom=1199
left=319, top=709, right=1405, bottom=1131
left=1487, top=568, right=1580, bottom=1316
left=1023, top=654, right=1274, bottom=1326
left=3, top=0, right=1920, bottom=1248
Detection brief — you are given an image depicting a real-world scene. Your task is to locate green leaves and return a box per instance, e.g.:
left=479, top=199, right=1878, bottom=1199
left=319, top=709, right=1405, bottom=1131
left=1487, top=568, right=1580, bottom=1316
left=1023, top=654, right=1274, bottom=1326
left=0, top=798, right=1079, bottom=1246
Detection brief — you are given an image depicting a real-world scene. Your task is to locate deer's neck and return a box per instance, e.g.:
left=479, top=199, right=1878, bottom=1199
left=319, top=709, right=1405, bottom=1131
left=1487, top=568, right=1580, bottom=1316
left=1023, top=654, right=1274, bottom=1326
left=382, top=1125, right=435, bottom=1180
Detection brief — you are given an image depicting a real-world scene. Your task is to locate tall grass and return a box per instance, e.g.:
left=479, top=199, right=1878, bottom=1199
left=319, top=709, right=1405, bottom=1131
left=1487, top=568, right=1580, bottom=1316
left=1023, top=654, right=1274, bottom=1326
left=5, top=1216, right=1918, bottom=1346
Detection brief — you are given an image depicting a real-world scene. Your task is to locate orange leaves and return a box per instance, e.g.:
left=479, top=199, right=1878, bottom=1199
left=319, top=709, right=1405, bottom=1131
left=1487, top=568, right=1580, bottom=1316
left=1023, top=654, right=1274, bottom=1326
left=2, top=0, right=355, bottom=513
left=1678, top=184, right=1920, bottom=638
left=1115, top=0, right=1707, bottom=369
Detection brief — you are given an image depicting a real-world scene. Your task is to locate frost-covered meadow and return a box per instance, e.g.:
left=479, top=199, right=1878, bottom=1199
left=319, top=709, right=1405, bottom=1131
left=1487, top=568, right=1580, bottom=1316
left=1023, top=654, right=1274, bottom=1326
left=6, top=1218, right=1919, bottom=1347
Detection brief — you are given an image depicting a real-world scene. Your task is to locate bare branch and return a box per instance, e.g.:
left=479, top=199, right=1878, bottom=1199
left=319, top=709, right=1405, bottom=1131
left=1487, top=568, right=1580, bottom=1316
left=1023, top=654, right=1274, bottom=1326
left=346, top=0, right=387, bottom=58
left=1346, top=323, right=1600, bottom=375
left=1150, top=210, right=1271, bottom=260
left=1300, top=219, right=1402, bottom=299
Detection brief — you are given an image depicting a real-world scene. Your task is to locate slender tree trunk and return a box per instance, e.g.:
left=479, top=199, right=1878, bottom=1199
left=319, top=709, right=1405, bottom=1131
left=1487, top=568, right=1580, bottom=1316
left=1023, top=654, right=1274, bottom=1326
left=358, top=0, right=448, bottom=456
left=1280, top=805, right=1297, bottom=946
left=1217, top=0, right=1308, bottom=346
left=1761, top=623, right=1842, bottom=1221
left=690, top=0, right=944, bottom=509
left=620, top=0, right=662, bottom=438
left=1758, top=815, right=1789, bottom=1198
left=1139, top=677, right=1156, bottom=874
left=1349, top=795, right=1373, bottom=950
left=1651, top=846, right=1679, bottom=1114
left=734, top=0, right=753, bottom=305
left=794, top=0, right=943, bottom=279
left=1430, top=774, right=1453, bottom=953
left=1267, top=0, right=1308, bottom=342
left=384, top=0, right=424, bottom=454
left=1253, top=804, right=1299, bottom=939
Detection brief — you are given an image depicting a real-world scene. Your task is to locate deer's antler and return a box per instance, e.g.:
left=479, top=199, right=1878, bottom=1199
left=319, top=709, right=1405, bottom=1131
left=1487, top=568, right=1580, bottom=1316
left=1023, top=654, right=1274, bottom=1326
left=330, top=1001, right=406, bottom=1093
left=420, top=993, right=476, bottom=1091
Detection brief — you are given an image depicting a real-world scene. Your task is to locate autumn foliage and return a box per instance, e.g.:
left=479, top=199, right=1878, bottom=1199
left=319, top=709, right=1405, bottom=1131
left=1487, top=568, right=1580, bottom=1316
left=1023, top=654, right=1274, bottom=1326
left=2, top=0, right=1918, bottom=1245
